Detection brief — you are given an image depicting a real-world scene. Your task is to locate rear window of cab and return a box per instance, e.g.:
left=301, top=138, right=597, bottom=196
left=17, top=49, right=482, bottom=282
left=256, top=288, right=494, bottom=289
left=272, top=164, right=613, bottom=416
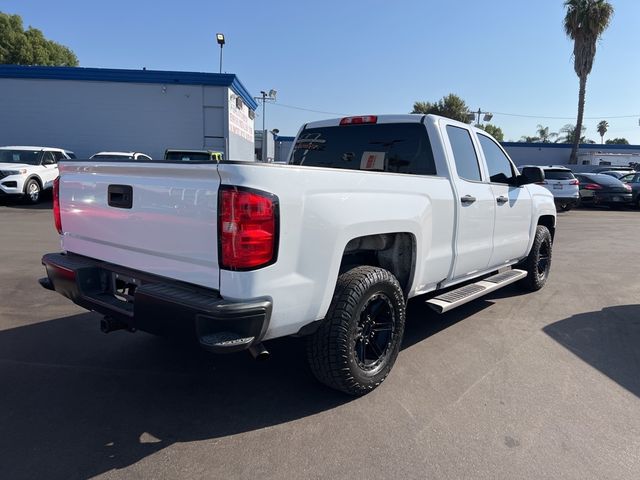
left=290, top=123, right=437, bottom=176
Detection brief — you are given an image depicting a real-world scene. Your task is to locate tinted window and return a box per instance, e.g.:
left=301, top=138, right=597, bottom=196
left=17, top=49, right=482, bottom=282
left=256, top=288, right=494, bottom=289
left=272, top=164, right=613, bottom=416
left=290, top=123, right=436, bottom=175
left=165, top=151, right=212, bottom=161
left=0, top=150, right=41, bottom=165
left=67, top=152, right=77, bottom=159
left=620, top=174, right=634, bottom=183
left=42, top=151, right=55, bottom=164
left=478, top=134, right=515, bottom=184
left=52, top=151, right=65, bottom=162
left=446, top=126, right=481, bottom=181
left=92, top=154, right=135, bottom=161
left=579, top=174, right=625, bottom=186
left=544, top=169, right=575, bottom=180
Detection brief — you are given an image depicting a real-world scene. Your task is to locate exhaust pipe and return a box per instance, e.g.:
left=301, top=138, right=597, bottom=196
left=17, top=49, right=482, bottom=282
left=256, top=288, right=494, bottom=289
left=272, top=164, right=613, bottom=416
left=249, top=343, right=270, bottom=361
left=100, top=316, right=128, bottom=334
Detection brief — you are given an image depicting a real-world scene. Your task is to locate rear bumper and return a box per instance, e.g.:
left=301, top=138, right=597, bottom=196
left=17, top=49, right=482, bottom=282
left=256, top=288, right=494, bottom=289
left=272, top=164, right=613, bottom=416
left=586, top=192, right=633, bottom=205
left=41, top=252, right=271, bottom=353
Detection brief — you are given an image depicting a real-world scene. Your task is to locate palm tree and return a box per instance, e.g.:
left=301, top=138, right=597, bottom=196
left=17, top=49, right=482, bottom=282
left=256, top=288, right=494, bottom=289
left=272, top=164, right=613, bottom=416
left=564, top=0, right=614, bottom=163
left=536, top=124, right=558, bottom=143
left=596, top=120, right=608, bottom=143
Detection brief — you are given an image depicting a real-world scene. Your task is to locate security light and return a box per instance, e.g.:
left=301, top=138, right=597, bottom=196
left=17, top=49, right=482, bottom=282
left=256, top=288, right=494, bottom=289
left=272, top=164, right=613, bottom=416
left=483, top=113, right=493, bottom=122
left=216, top=33, right=225, bottom=46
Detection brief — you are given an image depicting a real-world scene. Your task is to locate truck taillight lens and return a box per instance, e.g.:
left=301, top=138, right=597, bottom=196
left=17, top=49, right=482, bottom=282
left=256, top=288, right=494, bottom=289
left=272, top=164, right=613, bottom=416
left=219, top=187, right=278, bottom=270
left=53, top=176, right=63, bottom=234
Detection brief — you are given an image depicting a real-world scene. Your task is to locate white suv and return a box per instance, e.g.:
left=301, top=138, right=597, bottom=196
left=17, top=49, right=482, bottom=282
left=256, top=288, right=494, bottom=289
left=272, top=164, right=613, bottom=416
left=521, top=165, right=580, bottom=211
left=0, top=146, right=75, bottom=204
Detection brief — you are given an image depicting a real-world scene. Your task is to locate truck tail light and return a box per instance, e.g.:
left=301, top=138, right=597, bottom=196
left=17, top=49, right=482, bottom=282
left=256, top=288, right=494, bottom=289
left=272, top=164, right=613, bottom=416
left=583, top=183, right=603, bottom=190
left=340, top=115, right=378, bottom=125
left=219, top=187, right=278, bottom=270
left=53, top=176, right=63, bottom=234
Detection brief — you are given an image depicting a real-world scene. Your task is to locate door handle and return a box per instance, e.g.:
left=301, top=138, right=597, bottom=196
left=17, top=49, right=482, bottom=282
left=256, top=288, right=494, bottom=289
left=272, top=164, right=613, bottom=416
left=496, top=195, right=508, bottom=205
left=460, top=195, right=476, bottom=205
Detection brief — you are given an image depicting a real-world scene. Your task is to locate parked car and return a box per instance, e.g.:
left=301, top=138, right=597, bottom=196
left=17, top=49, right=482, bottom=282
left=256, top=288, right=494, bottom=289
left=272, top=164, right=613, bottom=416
left=41, top=114, right=556, bottom=395
left=0, top=146, right=75, bottom=203
left=90, top=151, right=152, bottom=161
left=164, top=149, right=224, bottom=162
left=521, top=165, right=579, bottom=211
left=574, top=173, right=633, bottom=208
left=619, top=172, right=640, bottom=208
left=599, top=170, right=635, bottom=179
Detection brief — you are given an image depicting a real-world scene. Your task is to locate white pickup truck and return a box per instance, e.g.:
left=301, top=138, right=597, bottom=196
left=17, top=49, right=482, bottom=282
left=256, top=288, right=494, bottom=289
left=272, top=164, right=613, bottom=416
left=40, top=114, right=556, bottom=395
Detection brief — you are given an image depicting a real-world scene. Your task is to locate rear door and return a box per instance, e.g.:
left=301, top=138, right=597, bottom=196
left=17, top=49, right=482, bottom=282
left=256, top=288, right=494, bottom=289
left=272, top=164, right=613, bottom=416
left=476, top=134, right=532, bottom=266
left=442, top=123, right=495, bottom=278
left=58, top=162, right=221, bottom=289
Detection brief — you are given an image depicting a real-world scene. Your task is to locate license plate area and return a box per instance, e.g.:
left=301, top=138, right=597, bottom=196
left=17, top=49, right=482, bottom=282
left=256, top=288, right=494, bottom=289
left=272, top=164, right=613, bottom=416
left=553, top=184, right=563, bottom=189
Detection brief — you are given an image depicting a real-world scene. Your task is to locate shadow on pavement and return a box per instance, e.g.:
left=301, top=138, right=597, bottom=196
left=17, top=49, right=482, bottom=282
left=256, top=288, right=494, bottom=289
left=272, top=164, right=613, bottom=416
left=0, top=286, right=518, bottom=479
left=544, top=305, right=640, bottom=398
left=0, top=313, right=349, bottom=479
left=0, top=195, right=52, bottom=209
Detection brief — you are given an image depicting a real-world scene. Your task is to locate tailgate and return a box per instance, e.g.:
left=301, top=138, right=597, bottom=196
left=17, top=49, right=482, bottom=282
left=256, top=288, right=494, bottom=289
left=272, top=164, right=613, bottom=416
left=58, top=162, right=221, bottom=289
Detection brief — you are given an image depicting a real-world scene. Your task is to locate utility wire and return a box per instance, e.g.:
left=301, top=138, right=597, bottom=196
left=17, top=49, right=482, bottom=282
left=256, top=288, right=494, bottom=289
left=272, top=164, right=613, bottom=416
left=271, top=101, right=640, bottom=122
left=271, top=102, right=351, bottom=116
left=492, top=111, right=640, bottom=120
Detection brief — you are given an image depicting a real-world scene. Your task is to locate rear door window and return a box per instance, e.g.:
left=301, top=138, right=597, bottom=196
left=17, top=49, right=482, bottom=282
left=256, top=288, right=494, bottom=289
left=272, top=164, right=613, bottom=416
left=446, top=125, right=482, bottom=182
left=290, top=123, right=436, bottom=175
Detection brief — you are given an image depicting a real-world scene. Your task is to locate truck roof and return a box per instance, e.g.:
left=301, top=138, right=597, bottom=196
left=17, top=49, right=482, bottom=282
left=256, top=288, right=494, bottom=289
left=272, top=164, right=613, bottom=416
left=302, top=114, right=481, bottom=132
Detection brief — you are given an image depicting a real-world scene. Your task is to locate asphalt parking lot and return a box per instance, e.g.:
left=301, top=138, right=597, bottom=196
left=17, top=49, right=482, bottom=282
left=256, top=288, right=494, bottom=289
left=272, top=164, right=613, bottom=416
left=1, top=199, right=639, bottom=480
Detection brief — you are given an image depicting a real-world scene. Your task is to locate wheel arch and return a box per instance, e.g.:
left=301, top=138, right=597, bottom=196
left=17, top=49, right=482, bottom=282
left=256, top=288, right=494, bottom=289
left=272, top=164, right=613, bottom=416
left=23, top=174, right=43, bottom=192
left=338, top=232, right=417, bottom=297
left=537, top=214, right=556, bottom=240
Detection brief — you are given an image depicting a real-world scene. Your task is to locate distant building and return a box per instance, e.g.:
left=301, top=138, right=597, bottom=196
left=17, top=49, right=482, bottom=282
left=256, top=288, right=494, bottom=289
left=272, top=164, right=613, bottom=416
left=502, top=142, right=640, bottom=169
left=0, top=65, right=258, bottom=159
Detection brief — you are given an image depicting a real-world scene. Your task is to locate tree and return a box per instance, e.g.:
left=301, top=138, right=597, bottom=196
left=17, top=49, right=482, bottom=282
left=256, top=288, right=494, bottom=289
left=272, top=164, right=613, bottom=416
left=536, top=124, right=558, bottom=143
left=596, top=120, right=608, bottom=143
left=558, top=123, right=595, bottom=144
left=564, top=0, right=614, bottom=163
left=411, top=94, right=472, bottom=123
left=520, top=135, right=540, bottom=143
left=0, top=12, right=78, bottom=66
left=605, top=137, right=629, bottom=145
left=477, top=123, right=504, bottom=141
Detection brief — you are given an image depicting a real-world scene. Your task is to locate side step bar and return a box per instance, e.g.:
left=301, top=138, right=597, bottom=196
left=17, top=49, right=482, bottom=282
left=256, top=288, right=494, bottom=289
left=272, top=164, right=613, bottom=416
left=426, top=269, right=527, bottom=314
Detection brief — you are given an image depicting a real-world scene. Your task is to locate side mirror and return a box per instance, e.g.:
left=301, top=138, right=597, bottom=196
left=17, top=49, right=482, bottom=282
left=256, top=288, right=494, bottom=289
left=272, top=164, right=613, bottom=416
left=518, top=166, right=544, bottom=186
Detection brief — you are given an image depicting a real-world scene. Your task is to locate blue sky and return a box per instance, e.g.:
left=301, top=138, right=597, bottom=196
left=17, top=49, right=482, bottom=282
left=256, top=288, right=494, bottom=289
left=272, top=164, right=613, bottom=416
left=4, top=0, right=639, bottom=143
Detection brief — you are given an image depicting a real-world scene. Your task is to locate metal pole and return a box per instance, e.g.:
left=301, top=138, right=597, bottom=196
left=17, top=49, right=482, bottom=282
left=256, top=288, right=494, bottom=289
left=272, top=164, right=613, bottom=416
left=219, top=45, right=223, bottom=73
left=262, top=92, right=266, bottom=133
left=477, top=108, right=481, bottom=126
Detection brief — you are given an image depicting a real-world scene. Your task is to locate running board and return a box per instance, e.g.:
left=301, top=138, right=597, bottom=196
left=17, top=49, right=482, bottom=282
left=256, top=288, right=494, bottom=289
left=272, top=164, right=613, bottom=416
left=426, top=269, right=527, bottom=314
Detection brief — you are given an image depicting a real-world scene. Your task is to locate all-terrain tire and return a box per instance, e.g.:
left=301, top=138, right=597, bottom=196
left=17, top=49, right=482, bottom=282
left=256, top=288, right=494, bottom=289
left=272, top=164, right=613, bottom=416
left=518, top=225, right=552, bottom=292
left=306, top=266, right=406, bottom=396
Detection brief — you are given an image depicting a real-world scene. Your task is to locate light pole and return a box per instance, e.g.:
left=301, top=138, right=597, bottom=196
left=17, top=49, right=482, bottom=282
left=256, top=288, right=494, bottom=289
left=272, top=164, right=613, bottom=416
left=253, top=90, right=277, bottom=162
left=469, top=108, right=493, bottom=127
left=216, top=33, right=225, bottom=73
left=255, top=89, right=277, bottom=134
